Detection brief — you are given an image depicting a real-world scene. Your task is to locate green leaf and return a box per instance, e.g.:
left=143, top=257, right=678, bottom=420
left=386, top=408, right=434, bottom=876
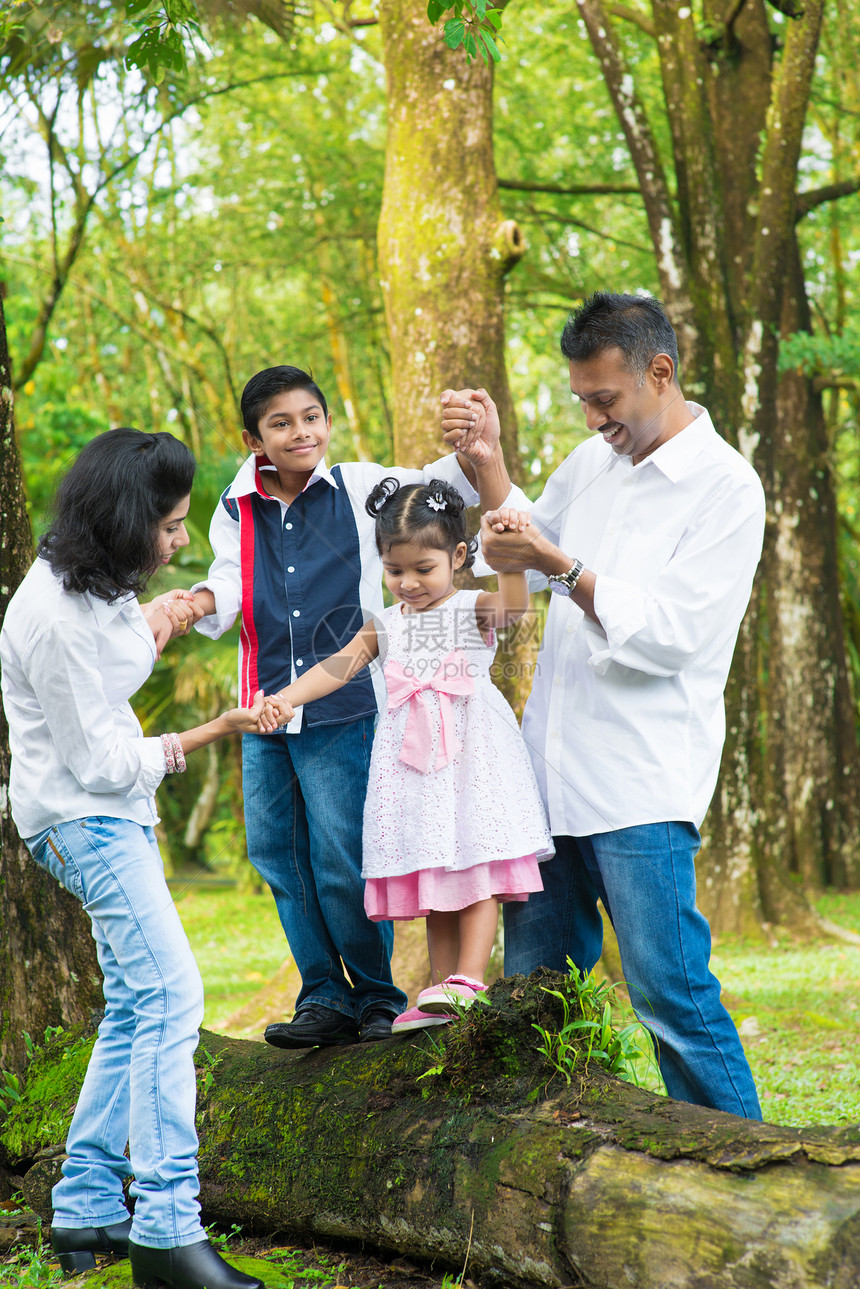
left=126, top=0, right=156, bottom=15
left=443, top=17, right=465, bottom=49
left=478, top=29, right=501, bottom=62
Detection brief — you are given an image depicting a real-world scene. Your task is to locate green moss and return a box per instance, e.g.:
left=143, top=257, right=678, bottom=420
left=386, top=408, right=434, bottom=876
left=0, top=1025, right=93, bottom=1165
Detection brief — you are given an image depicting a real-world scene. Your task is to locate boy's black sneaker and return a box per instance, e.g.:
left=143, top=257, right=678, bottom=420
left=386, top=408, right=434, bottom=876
left=264, top=1005, right=359, bottom=1048
left=358, top=1008, right=397, bottom=1042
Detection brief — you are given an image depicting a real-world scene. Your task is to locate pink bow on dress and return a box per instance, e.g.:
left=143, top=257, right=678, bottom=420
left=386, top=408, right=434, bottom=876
left=385, top=649, right=475, bottom=773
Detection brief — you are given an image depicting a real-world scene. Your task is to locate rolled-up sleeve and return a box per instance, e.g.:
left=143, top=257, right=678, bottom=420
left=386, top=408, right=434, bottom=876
left=192, top=501, right=242, bottom=638
left=26, top=622, right=166, bottom=799
left=588, top=477, right=765, bottom=677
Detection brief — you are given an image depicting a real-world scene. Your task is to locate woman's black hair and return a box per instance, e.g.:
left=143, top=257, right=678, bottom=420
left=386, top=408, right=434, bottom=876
left=364, top=478, right=478, bottom=567
left=39, top=428, right=196, bottom=602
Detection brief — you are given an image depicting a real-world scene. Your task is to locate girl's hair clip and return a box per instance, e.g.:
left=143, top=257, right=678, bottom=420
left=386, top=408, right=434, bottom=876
left=427, top=495, right=447, bottom=512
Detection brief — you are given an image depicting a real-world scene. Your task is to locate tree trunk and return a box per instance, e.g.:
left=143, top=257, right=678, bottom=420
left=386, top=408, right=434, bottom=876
left=376, top=0, right=525, bottom=472
left=376, top=0, right=537, bottom=724
left=0, top=292, right=102, bottom=1076
left=5, top=976, right=860, bottom=1289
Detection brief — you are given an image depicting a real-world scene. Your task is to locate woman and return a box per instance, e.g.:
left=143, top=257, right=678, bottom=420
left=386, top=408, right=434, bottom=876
left=0, top=429, right=264, bottom=1289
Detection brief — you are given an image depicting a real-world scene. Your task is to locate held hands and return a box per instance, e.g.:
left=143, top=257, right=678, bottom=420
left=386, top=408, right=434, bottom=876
left=143, top=590, right=205, bottom=657
left=161, top=591, right=207, bottom=638
left=485, top=507, right=531, bottom=535
left=221, top=689, right=296, bottom=736
left=221, top=690, right=270, bottom=734
left=258, top=690, right=295, bottom=733
left=480, top=508, right=543, bottom=574
left=441, top=387, right=501, bottom=468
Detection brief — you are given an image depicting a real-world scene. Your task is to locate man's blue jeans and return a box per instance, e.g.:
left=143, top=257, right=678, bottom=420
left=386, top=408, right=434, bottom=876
left=26, top=818, right=206, bottom=1247
left=504, top=823, right=762, bottom=1119
left=242, top=719, right=406, bottom=1020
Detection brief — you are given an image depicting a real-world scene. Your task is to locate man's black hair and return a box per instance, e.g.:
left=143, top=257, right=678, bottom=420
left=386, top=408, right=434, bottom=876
left=560, top=292, right=679, bottom=379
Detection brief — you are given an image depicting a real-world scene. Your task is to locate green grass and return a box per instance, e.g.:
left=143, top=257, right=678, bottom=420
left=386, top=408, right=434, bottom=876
left=710, top=935, right=860, bottom=1127
left=169, top=877, right=288, bottom=1030
left=171, top=881, right=860, bottom=1128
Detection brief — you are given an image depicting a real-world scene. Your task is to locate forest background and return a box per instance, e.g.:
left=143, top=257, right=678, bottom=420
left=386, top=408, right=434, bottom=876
left=1, top=0, right=860, bottom=1094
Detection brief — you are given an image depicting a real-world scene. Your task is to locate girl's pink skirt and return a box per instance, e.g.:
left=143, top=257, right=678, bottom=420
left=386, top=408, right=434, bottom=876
left=364, top=854, right=543, bottom=922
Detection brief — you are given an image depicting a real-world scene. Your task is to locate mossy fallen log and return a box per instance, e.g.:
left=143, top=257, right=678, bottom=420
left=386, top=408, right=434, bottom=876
left=2, top=975, right=860, bottom=1288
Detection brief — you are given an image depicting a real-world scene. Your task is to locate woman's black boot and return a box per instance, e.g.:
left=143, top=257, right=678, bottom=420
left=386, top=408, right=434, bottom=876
left=51, top=1217, right=133, bottom=1274
left=128, top=1237, right=264, bottom=1289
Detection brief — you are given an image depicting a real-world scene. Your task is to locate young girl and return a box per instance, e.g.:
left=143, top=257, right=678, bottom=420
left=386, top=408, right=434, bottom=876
left=265, top=478, right=553, bottom=1033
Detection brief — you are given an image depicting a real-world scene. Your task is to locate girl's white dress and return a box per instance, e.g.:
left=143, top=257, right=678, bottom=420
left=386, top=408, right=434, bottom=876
left=362, top=589, right=553, bottom=920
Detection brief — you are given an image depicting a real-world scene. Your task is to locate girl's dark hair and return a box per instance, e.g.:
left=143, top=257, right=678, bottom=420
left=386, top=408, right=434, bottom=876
left=39, top=428, right=196, bottom=602
left=364, top=478, right=478, bottom=567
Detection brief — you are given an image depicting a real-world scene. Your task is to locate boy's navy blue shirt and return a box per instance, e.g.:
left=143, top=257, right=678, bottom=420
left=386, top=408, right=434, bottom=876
left=194, top=452, right=484, bottom=729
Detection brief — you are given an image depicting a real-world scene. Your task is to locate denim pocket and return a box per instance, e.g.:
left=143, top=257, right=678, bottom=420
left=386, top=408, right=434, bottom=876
left=27, top=827, right=85, bottom=903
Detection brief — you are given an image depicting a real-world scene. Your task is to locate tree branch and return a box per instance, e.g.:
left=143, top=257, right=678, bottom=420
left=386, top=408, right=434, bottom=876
left=574, top=0, right=684, bottom=303
left=314, top=0, right=381, bottom=54
left=723, top=0, right=750, bottom=34
left=498, top=178, right=640, bottom=195
left=513, top=207, right=650, bottom=253
left=743, top=0, right=825, bottom=427
left=795, top=176, right=860, bottom=219
left=813, top=375, right=859, bottom=394
left=605, top=4, right=656, bottom=37
left=765, top=0, right=806, bottom=16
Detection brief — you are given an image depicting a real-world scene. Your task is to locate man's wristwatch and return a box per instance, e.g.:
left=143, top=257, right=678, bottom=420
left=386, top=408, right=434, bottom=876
left=548, top=559, right=585, bottom=598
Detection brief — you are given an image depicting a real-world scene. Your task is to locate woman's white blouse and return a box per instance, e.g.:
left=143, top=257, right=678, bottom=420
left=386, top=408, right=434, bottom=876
left=0, top=558, right=167, bottom=838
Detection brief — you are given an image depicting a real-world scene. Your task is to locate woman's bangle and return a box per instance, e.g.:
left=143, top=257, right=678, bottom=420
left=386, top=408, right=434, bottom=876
left=170, top=732, right=186, bottom=774
left=161, top=732, right=186, bottom=774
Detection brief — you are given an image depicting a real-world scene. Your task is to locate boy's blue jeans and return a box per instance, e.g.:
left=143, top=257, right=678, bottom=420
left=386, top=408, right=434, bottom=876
left=25, top=818, right=206, bottom=1247
left=242, top=719, right=406, bottom=1021
left=503, top=822, right=762, bottom=1120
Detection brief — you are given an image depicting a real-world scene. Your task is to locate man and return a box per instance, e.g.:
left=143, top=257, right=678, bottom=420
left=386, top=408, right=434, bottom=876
left=441, top=292, right=765, bottom=1118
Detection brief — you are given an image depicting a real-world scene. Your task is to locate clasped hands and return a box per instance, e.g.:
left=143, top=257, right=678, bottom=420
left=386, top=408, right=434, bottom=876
left=141, top=590, right=207, bottom=658
left=444, top=384, right=547, bottom=574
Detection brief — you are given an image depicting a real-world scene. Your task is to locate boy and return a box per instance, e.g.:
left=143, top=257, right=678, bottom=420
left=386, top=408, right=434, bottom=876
left=189, top=366, right=521, bottom=1047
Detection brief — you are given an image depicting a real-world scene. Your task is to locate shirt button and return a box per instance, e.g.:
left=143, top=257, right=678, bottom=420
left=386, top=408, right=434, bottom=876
left=285, top=522, right=293, bottom=530
left=287, top=566, right=295, bottom=573
left=293, top=610, right=300, bottom=618
left=296, top=658, right=304, bottom=667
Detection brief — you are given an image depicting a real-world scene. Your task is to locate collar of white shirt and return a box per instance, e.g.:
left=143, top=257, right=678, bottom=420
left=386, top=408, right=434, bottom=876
left=226, top=453, right=339, bottom=500
left=622, top=402, right=714, bottom=484
left=85, top=588, right=136, bottom=629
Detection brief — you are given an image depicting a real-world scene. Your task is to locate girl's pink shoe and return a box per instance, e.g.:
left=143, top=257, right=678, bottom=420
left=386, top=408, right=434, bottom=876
left=416, top=974, right=487, bottom=1016
left=391, top=1006, right=451, bottom=1033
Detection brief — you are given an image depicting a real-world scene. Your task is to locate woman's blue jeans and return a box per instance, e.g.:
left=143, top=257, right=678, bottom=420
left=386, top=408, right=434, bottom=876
left=242, top=720, right=406, bottom=1020
left=504, top=823, right=762, bottom=1120
left=26, top=818, right=206, bottom=1247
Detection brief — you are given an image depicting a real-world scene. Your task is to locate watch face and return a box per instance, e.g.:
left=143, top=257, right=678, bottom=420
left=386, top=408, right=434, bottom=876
left=548, top=578, right=571, bottom=597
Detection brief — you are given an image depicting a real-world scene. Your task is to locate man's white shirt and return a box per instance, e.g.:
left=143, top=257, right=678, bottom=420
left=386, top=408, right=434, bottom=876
left=522, top=403, right=766, bottom=836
